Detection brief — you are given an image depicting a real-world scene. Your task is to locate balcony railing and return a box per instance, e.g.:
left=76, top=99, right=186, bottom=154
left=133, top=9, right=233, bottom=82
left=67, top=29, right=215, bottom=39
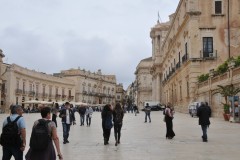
left=42, top=93, right=48, bottom=98
left=28, top=91, right=35, bottom=97
left=68, top=96, right=74, bottom=100
left=15, top=89, right=22, bottom=94
left=176, top=62, right=181, bottom=69
left=21, top=90, right=27, bottom=95
left=55, top=94, right=61, bottom=99
left=182, top=54, right=188, bottom=63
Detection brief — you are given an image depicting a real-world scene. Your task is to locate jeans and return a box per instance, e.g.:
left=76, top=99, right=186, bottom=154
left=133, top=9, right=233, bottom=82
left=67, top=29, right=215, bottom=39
left=102, top=123, right=111, bottom=143
left=2, top=146, right=23, bottom=160
left=62, top=123, right=71, bottom=142
left=86, top=115, right=91, bottom=126
left=145, top=112, right=151, bottom=122
left=114, top=123, right=122, bottom=142
left=80, top=114, right=85, bottom=125
left=201, top=125, right=208, bottom=140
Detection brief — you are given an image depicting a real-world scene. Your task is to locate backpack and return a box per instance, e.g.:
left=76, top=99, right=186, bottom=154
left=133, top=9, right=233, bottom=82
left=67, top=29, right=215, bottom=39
left=114, top=111, right=122, bottom=124
left=30, top=119, right=51, bottom=151
left=104, top=115, right=113, bottom=129
left=0, top=116, right=22, bottom=147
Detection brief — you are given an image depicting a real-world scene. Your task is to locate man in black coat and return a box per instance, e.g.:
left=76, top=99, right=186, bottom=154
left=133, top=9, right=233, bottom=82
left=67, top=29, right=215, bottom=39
left=197, top=102, right=211, bottom=142
left=59, top=102, right=75, bottom=144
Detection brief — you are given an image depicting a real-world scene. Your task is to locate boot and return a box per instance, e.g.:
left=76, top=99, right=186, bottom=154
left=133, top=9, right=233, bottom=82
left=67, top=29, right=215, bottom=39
left=104, top=138, right=108, bottom=145
left=118, top=134, right=121, bottom=144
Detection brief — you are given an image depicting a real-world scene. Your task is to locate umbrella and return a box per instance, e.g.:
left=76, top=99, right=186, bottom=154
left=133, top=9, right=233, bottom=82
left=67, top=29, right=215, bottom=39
left=22, top=100, right=42, bottom=104
left=75, top=102, right=88, bottom=106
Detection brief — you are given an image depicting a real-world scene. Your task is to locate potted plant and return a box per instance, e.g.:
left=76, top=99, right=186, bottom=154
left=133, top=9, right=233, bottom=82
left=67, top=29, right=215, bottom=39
left=212, top=84, right=240, bottom=121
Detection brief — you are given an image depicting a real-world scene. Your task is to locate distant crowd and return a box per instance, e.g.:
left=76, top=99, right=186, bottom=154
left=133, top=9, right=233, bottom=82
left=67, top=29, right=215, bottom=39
left=0, top=101, right=211, bottom=160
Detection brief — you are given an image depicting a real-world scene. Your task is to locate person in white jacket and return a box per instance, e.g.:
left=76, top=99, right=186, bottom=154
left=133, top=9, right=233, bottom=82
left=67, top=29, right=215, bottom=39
left=86, top=106, right=93, bottom=126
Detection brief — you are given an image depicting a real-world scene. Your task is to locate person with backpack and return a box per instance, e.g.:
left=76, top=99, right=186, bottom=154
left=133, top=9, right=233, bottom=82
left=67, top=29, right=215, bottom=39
left=1, top=105, right=26, bottom=160
left=113, top=103, right=124, bottom=146
left=59, top=102, right=75, bottom=144
left=0, top=105, right=26, bottom=160
left=25, top=107, right=63, bottom=160
left=101, top=104, right=113, bottom=145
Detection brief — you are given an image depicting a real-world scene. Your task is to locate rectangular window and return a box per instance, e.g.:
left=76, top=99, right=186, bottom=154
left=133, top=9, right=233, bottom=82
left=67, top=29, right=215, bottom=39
left=36, top=85, right=39, bottom=94
left=23, top=82, right=25, bottom=93
left=215, top=1, right=222, bottom=14
left=49, top=86, right=52, bottom=96
left=17, top=80, right=20, bottom=89
left=203, top=37, right=213, bottom=57
left=43, top=85, right=46, bottom=94
left=55, top=88, right=58, bottom=95
left=29, top=84, right=32, bottom=92
left=180, top=85, right=182, bottom=100
left=185, top=43, right=188, bottom=55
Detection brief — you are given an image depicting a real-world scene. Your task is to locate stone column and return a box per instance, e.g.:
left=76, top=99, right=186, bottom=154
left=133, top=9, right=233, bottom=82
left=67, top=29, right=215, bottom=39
left=0, top=49, right=5, bottom=112
left=156, top=73, right=160, bottom=102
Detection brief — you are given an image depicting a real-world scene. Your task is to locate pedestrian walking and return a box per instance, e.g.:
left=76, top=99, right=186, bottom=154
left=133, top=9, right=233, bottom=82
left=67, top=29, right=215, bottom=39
left=133, top=105, right=138, bottom=116
left=78, top=105, right=86, bottom=126
left=164, top=103, right=175, bottom=139
left=25, top=107, right=63, bottom=160
left=59, top=102, right=76, bottom=144
left=197, top=102, right=211, bottom=142
left=0, top=105, right=26, bottom=160
left=52, top=103, right=59, bottom=127
left=113, top=103, right=124, bottom=146
left=144, top=103, right=151, bottom=123
left=101, top=104, right=113, bottom=145
left=86, top=106, right=93, bottom=126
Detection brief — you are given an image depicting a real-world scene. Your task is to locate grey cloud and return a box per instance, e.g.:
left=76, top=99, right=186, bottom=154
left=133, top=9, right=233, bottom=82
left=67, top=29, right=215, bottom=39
left=0, top=26, right=61, bottom=73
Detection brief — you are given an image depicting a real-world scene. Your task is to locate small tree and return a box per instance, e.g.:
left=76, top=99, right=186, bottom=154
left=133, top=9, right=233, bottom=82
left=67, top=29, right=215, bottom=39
left=212, top=84, right=240, bottom=113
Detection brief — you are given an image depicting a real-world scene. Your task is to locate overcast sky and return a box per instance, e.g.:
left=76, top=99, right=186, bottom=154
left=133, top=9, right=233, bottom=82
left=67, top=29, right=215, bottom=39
left=0, top=0, right=179, bottom=89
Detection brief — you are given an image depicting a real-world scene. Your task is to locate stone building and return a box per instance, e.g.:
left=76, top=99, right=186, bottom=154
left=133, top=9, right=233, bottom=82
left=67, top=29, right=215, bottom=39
left=134, top=57, right=152, bottom=109
left=54, top=68, right=116, bottom=106
left=115, top=83, right=125, bottom=104
left=0, top=49, right=5, bottom=113
left=150, top=0, right=240, bottom=113
left=1, top=63, right=75, bottom=112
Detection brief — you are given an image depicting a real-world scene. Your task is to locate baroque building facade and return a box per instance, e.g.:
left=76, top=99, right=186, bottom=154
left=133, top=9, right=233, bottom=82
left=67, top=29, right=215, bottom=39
left=150, top=0, right=240, bottom=114
left=54, top=68, right=116, bottom=106
left=115, top=83, right=125, bottom=104
left=0, top=49, right=5, bottom=112
left=1, top=63, right=75, bottom=112
left=134, top=57, right=152, bottom=109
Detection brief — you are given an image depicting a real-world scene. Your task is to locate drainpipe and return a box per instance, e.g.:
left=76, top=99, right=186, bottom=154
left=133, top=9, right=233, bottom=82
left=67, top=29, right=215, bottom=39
left=227, top=0, right=231, bottom=58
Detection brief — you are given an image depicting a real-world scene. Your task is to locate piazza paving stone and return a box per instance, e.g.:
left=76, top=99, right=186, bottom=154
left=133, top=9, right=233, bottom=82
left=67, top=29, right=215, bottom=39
left=0, top=111, right=240, bottom=160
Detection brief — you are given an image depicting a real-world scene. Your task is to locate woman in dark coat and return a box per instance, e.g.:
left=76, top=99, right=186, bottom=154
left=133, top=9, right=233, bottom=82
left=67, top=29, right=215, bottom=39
left=101, top=104, right=113, bottom=145
left=164, top=103, right=175, bottom=139
left=113, top=103, right=124, bottom=146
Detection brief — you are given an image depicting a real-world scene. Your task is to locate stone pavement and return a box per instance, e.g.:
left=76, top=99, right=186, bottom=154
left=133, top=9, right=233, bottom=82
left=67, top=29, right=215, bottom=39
left=0, top=111, right=240, bottom=160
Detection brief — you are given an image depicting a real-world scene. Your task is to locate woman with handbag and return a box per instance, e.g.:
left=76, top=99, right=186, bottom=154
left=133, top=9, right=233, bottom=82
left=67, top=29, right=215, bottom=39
left=165, top=103, right=175, bottom=139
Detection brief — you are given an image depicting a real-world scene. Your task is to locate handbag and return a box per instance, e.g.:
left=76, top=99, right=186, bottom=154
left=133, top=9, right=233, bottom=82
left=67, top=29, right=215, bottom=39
left=163, top=116, right=166, bottom=122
